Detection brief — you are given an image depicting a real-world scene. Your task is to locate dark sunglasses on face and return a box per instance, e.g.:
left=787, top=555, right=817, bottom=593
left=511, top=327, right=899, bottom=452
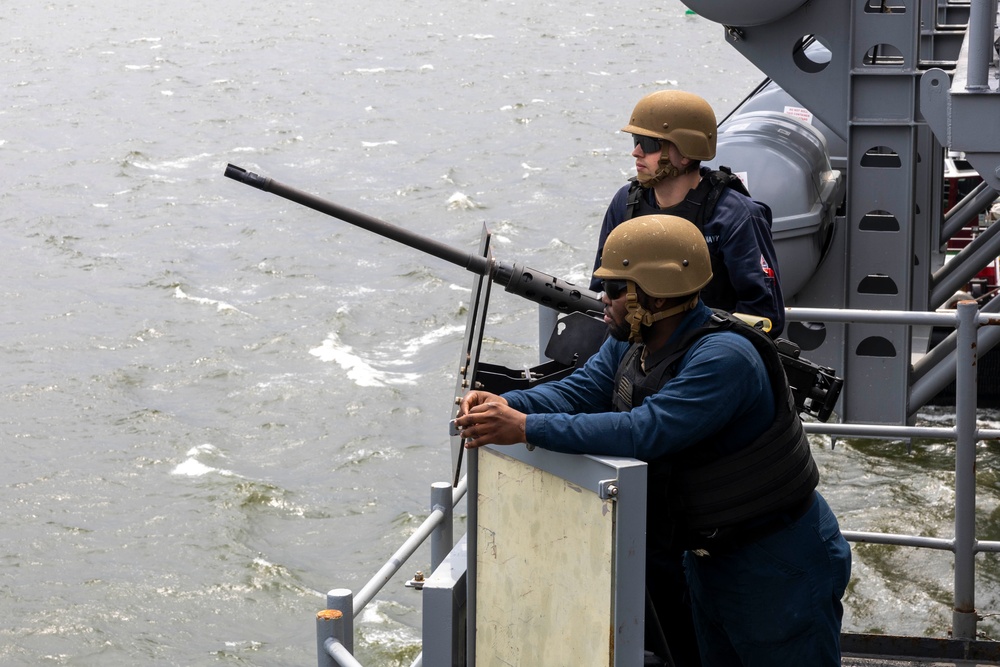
left=631, top=133, right=662, bottom=155
left=602, top=280, right=628, bottom=299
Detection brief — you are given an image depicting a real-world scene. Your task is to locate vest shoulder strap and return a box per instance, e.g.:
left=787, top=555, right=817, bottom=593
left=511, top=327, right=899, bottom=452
left=627, top=168, right=750, bottom=229
left=694, top=166, right=751, bottom=227
left=618, top=312, right=733, bottom=410
left=625, top=177, right=642, bottom=220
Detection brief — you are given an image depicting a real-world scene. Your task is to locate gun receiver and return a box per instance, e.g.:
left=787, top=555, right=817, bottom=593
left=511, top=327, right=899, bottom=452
left=224, top=164, right=604, bottom=317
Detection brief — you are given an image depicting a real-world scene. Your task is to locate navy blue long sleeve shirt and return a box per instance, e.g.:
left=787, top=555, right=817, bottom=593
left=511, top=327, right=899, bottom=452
left=501, top=303, right=775, bottom=461
left=589, top=179, right=785, bottom=335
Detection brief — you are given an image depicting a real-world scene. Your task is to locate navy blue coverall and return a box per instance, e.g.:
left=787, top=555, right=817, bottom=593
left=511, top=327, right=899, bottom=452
left=589, top=173, right=786, bottom=335
left=501, top=302, right=850, bottom=666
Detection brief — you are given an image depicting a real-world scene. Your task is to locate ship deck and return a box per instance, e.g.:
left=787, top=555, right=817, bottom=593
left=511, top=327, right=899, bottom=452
left=844, top=658, right=999, bottom=666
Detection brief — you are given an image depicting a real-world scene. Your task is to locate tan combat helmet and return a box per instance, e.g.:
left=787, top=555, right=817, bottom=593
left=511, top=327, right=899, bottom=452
left=594, top=214, right=712, bottom=342
left=622, top=90, right=718, bottom=161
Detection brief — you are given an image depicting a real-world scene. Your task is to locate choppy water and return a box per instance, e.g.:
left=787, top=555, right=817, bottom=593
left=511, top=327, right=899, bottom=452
left=3, top=1, right=999, bottom=665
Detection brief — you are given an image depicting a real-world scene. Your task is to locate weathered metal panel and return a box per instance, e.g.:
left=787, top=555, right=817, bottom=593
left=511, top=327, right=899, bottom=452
left=469, top=446, right=646, bottom=667
left=475, top=447, right=615, bottom=666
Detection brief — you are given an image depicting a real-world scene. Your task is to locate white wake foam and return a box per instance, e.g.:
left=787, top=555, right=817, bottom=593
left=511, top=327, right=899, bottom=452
left=173, top=286, right=249, bottom=315
left=309, top=325, right=463, bottom=387
left=170, top=444, right=236, bottom=477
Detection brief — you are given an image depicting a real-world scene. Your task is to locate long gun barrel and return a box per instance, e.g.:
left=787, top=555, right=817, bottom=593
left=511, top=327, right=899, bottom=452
left=224, top=164, right=604, bottom=317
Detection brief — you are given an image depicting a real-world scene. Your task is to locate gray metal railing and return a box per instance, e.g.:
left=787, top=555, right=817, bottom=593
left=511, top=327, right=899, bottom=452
left=791, top=302, right=1000, bottom=643
left=316, top=478, right=467, bottom=667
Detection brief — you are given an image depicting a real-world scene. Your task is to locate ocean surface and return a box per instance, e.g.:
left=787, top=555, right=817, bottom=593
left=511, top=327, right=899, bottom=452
left=4, top=1, right=1000, bottom=665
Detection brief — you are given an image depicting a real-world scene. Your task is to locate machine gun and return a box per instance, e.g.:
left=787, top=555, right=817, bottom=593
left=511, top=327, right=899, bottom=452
left=223, top=164, right=842, bottom=425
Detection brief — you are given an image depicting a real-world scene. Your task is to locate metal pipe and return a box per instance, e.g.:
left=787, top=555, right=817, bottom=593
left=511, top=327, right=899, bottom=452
left=911, top=294, right=1000, bottom=383
left=452, top=474, right=468, bottom=505
left=353, top=507, right=446, bottom=616
left=786, top=307, right=959, bottom=326
left=840, top=533, right=1000, bottom=554
left=317, top=611, right=335, bottom=667
left=323, top=637, right=365, bottom=667
left=965, top=0, right=996, bottom=90
left=910, top=315, right=1000, bottom=411
left=977, top=540, right=1000, bottom=553
left=326, top=589, right=354, bottom=654
left=952, top=301, right=979, bottom=638
left=317, top=609, right=355, bottom=667
left=931, top=217, right=1000, bottom=307
left=805, top=422, right=1000, bottom=441
left=941, top=181, right=997, bottom=240
left=430, top=482, right=453, bottom=572
left=787, top=305, right=1000, bottom=416
left=944, top=180, right=990, bottom=224
left=841, top=530, right=954, bottom=551
left=348, top=477, right=467, bottom=619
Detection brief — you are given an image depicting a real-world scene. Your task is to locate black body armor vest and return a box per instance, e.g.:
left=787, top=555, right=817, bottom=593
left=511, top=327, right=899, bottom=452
left=625, top=167, right=752, bottom=314
left=613, top=311, right=818, bottom=550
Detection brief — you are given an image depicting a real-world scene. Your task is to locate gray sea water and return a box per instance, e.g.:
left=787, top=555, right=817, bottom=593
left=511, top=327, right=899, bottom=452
left=4, top=1, right=1000, bottom=665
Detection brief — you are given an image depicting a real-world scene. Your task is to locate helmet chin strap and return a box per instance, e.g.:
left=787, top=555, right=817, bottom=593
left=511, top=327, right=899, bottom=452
left=636, top=153, right=696, bottom=188
left=624, top=283, right=700, bottom=344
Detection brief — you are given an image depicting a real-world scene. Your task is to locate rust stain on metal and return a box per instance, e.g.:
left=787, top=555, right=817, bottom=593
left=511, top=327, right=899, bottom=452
left=317, top=609, right=343, bottom=620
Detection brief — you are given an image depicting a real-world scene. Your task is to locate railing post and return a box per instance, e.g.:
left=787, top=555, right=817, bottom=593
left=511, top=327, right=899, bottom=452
left=326, top=588, right=355, bottom=654
left=965, top=0, right=996, bottom=91
left=316, top=608, right=343, bottom=667
left=953, top=301, right=979, bottom=638
left=430, top=481, right=453, bottom=571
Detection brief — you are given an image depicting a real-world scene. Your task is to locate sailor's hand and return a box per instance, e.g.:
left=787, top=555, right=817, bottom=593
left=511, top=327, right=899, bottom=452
left=457, top=390, right=504, bottom=417
left=454, top=396, right=526, bottom=449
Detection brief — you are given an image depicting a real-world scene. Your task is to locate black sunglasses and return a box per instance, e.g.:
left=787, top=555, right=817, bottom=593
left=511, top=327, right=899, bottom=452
left=602, top=280, right=628, bottom=299
left=631, top=133, right=662, bottom=155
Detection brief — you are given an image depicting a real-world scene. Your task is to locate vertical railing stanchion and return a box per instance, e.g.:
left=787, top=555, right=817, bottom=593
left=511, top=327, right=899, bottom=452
left=966, top=0, right=995, bottom=90
left=327, top=588, right=355, bottom=654
left=953, top=301, right=979, bottom=639
left=316, top=608, right=342, bottom=667
left=430, top=481, right=453, bottom=571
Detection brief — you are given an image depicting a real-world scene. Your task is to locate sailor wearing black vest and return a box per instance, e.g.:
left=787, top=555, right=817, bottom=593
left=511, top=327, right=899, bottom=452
left=457, top=215, right=850, bottom=667
left=588, top=90, right=785, bottom=336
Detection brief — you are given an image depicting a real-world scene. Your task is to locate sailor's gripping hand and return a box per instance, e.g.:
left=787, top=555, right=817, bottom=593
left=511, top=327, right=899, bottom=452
left=455, top=391, right=527, bottom=449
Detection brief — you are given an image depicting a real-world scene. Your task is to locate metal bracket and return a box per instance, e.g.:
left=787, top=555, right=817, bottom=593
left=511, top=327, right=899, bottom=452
left=404, top=571, right=425, bottom=590
left=598, top=479, right=619, bottom=501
